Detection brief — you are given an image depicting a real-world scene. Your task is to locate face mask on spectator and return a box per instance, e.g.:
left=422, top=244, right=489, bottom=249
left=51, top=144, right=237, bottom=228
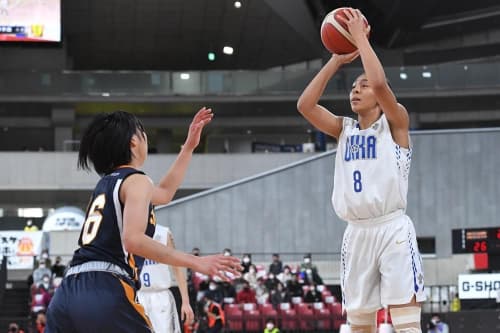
left=304, top=258, right=311, bottom=264
left=249, top=268, right=256, bottom=274
left=42, top=253, right=48, bottom=260
left=209, top=284, right=217, bottom=291
left=269, top=274, right=274, bottom=280
left=39, top=263, right=46, bottom=269
left=243, top=257, right=250, bottom=264
left=224, top=251, right=231, bottom=256
left=43, top=277, right=50, bottom=283
left=266, top=323, right=274, bottom=330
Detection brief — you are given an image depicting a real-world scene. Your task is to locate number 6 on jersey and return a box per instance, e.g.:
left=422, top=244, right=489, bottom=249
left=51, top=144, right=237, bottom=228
left=81, top=194, right=105, bottom=245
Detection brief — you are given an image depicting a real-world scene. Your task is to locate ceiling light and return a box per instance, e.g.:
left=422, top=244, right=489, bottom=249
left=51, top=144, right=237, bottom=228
left=101, top=92, right=110, bottom=97
left=234, top=1, right=242, bottom=8
left=208, top=52, right=215, bottom=61
left=422, top=71, right=432, bottom=78
left=223, top=46, right=234, bottom=55
left=180, top=73, right=190, bottom=80
left=399, top=73, right=408, bottom=80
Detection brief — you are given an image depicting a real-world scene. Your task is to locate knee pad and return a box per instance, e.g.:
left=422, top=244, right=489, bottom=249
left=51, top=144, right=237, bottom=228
left=390, top=306, right=421, bottom=333
left=347, top=310, right=377, bottom=326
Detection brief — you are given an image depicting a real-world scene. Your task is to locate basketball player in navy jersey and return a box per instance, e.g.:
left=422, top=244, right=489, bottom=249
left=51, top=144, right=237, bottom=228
left=297, top=8, right=424, bottom=333
left=46, top=108, right=241, bottom=333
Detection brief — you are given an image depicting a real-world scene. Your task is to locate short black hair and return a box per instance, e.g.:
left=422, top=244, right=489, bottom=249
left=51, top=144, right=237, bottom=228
left=78, top=111, right=145, bottom=176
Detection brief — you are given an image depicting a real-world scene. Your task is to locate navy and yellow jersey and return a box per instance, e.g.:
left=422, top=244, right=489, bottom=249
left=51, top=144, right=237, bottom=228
left=71, top=167, right=156, bottom=283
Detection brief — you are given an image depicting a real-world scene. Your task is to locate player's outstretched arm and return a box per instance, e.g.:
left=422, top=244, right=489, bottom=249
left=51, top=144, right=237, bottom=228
left=342, top=8, right=410, bottom=147
left=151, top=107, right=213, bottom=206
left=120, top=173, right=241, bottom=279
left=297, top=52, right=358, bottom=140
left=167, top=231, right=194, bottom=324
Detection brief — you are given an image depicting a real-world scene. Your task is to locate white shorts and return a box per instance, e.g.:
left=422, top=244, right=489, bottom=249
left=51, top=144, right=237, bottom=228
left=137, top=289, right=181, bottom=333
left=340, top=213, right=426, bottom=314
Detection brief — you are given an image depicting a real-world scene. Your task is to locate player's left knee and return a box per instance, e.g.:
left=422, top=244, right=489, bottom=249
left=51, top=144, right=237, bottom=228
left=390, top=306, right=421, bottom=333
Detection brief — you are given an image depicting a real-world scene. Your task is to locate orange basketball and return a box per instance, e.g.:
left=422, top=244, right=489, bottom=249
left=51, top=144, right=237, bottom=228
left=320, top=8, right=369, bottom=54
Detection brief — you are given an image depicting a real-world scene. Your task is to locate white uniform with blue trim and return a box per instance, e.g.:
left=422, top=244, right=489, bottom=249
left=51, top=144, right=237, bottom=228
left=137, top=225, right=181, bottom=333
left=333, top=114, right=425, bottom=314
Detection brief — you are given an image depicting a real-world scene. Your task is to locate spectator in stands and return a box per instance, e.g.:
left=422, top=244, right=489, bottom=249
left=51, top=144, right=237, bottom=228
left=304, top=282, right=322, bottom=303
left=279, top=265, right=293, bottom=286
left=450, top=293, right=461, bottom=312
left=7, top=323, right=25, bottom=333
left=35, top=312, right=47, bottom=333
left=255, top=277, right=270, bottom=304
left=50, top=256, right=66, bottom=278
left=300, top=253, right=323, bottom=285
left=187, top=247, right=202, bottom=291
left=40, top=274, right=52, bottom=294
left=204, top=294, right=224, bottom=333
left=37, top=250, right=52, bottom=270
left=241, top=253, right=252, bottom=274
left=264, top=318, right=280, bottom=333
left=270, top=282, right=290, bottom=309
left=427, top=314, right=449, bottom=333
left=244, top=264, right=258, bottom=289
left=265, top=273, right=279, bottom=292
left=24, top=220, right=38, bottom=232
left=268, top=253, right=283, bottom=276
left=222, top=248, right=232, bottom=257
left=31, top=285, right=51, bottom=315
left=220, top=281, right=236, bottom=301
left=32, top=262, right=52, bottom=290
left=286, top=273, right=303, bottom=298
left=236, top=280, right=256, bottom=304
left=205, top=280, right=224, bottom=304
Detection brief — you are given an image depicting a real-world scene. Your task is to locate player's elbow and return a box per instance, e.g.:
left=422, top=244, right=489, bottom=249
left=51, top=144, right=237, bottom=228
left=297, top=98, right=311, bottom=115
left=122, top=233, right=142, bottom=254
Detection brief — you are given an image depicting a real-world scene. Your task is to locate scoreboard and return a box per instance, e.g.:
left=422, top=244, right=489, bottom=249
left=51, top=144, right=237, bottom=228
left=452, top=227, right=500, bottom=254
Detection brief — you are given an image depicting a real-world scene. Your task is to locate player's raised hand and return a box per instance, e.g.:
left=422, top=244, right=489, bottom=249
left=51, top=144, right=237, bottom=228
left=340, top=8, right=370, bottom=44
left=332, top=50, right=359, bottom=65
left=183, top=107, right=213, bottom=151
left=196, top=254, right=242, bottom=281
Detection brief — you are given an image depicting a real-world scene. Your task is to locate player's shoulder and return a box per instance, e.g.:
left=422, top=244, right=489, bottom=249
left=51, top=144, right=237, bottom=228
left=343, top=116, right=357, bottom=126
left=120, top=172, right=154, bottom=200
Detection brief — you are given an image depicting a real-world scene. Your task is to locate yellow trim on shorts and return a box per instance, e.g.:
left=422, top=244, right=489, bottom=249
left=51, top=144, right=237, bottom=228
left=119, top=279, right=153, bottom=329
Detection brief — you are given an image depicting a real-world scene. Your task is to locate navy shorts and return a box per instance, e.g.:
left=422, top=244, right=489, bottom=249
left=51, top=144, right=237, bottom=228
left=46, top=271, right=153, bottom=333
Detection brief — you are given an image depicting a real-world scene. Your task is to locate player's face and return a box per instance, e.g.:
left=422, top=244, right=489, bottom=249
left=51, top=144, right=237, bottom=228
left=349, top=74, right=377, bottom=114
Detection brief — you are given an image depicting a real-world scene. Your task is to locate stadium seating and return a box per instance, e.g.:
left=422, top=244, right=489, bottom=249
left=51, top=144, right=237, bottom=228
left=225, top=303, right=244, bottom=332
left=295, top=303, right=315, bottom=331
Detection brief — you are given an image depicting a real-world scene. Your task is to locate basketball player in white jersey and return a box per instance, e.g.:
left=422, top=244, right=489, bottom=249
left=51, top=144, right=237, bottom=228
left=297, top=8, right=424, bottom=333
left=138, top=225, right=194, bottom=333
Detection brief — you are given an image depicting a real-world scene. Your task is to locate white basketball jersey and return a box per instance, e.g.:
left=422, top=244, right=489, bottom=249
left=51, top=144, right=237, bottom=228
left=332, top=114, right=412, bottom=222
left=139, top=225, right=176, bottom=291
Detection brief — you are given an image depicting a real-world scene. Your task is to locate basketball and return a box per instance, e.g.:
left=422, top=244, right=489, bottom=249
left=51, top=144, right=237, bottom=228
left=320, top=7, right=369, bottom=54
